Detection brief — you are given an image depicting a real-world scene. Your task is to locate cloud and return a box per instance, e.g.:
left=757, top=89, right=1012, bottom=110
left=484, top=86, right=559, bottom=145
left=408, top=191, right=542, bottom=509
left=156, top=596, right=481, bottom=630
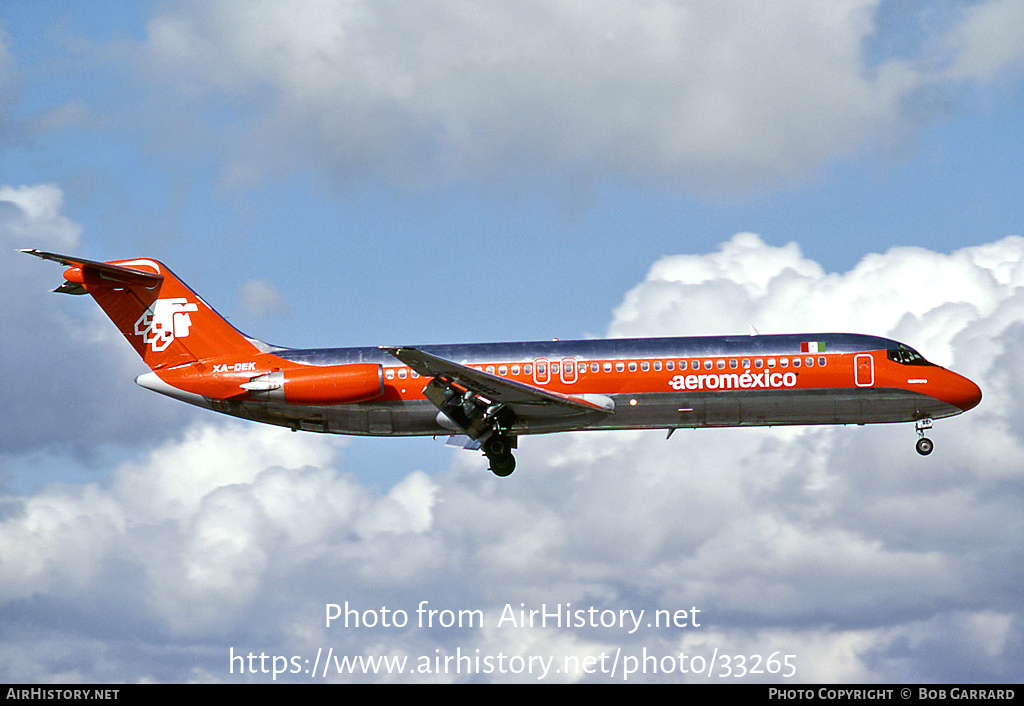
left=0, top=28, right=23, bottom=146
left=0, top=183, right=81, bottom=250
left=2, top=230, right=1022, bottom=682
left=128, top=0, right=1024, bottom=194
left=940, top=0, right=1024, bottom=83
left=235, top=279, right=289, bottom=322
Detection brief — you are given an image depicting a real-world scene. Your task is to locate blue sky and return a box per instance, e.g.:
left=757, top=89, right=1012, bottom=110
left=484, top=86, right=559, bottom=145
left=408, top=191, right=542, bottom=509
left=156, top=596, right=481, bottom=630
left=2, top=0, right=1024, bottom=683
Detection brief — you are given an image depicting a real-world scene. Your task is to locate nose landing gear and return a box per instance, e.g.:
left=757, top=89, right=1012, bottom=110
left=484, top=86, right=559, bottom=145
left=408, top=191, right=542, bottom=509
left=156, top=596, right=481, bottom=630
left=915, top=418, right=934, bottom=456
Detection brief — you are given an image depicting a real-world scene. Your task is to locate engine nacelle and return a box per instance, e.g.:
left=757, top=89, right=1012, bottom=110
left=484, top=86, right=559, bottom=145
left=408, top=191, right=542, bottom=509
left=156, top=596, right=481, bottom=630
left=242, top=363, right=384, bottom=405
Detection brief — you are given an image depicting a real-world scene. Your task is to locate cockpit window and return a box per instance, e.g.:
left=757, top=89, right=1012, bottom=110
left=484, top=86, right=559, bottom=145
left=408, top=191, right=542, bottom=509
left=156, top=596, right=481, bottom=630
left=887, top=344, right=933, bottom=366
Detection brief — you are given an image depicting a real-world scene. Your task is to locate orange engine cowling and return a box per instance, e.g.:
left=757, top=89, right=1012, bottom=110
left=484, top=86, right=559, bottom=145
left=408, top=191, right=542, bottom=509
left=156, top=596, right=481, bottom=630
left=242, top=363, right=384, bottom=405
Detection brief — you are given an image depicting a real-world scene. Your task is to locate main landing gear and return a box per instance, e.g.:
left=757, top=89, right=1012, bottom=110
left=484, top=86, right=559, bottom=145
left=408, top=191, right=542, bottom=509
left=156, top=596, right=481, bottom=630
left=915, top=418, right=934, bottom=456
left=424, top=378, right=519, bottom=476
left=483, top=433, right=517, bottom=477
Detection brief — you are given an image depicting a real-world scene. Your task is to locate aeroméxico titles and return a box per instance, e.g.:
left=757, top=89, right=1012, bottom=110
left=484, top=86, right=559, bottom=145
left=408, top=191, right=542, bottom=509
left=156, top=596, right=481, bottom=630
left=23, top=250, right=982, bottom=476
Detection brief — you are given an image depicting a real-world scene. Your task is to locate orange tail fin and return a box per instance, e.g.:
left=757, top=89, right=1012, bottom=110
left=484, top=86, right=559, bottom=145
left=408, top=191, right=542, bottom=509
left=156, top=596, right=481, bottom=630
left=23, top=250, right=261, bottom=370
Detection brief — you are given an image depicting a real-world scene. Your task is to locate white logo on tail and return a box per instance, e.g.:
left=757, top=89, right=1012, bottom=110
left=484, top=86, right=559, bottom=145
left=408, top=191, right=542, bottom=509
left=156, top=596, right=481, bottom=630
left=134, top=298, right=199, bottom=352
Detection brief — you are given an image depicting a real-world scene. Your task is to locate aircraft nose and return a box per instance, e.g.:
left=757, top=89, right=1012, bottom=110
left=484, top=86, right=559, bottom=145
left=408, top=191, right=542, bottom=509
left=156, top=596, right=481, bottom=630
left=948, top=372, right=982, bottom=412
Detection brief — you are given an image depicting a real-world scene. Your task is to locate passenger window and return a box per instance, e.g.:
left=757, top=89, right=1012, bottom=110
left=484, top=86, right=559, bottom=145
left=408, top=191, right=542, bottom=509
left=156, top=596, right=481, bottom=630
left=512, top=365, right=520, bottom=375
left=805, top=357, right=813, bottom=367
left=399, top=369, right=408, bottom=379
left=755, top=359, right=763, bottom=368
left=792, top=358, right=800, bottom=367
left=616, top=362, right=625, bottom=372
left=666, top=361, right=674, bottom=371
left=767, top=358, right=776, bottom=367
left=717, top=360, right=726, bottom=370
left=524, top=364, right=532, bottom=375
left=591, top=362, right=599, bottom=373
left=818, top=357, right=826, bottom=367
left=499, top=365, right=507, bottom=375
left=742, top=359, right=751, bottom=368
left=629, top=362, right=637, bottom=372
left=653, top=361, right=662, bottom=371
left=604, top=362, right=612, bottom=373
left=641, top=361, right=649, bottom=371
left=386, top=369, right=395, bottom=379
left=704, top=360, right=713, bottom=370
left=729, top=359, right=738, bottom=369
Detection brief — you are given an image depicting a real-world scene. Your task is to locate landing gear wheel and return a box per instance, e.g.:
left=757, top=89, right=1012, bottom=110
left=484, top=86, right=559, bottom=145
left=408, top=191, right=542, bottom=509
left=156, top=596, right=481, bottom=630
left=488, top=453, right=516, bottom=477
left=483, top=434, right=516, bottom=477
left=914, top=418, right=934, bottom=456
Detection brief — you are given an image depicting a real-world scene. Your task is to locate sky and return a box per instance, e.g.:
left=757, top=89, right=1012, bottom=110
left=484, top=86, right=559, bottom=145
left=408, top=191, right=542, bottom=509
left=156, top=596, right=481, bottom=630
left=1, top=0, right=1023, bottom=683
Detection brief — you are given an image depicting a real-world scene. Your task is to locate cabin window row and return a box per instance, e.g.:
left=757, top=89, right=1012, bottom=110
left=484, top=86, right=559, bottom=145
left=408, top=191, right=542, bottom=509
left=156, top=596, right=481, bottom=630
left=383, top=356, right=828, bottom=380
left=579, top=356, right=827, bottom=373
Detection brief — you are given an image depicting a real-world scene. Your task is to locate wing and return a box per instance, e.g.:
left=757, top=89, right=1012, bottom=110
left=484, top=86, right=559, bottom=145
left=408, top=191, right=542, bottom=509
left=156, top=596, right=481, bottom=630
left=381, top=346, right=614, bottom=419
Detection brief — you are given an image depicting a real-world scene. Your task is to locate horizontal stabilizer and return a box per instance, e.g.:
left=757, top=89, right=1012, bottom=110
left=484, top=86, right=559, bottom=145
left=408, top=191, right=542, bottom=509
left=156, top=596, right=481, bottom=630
left=21, top=249, right=164, bottom=289
left=53, top=281, right=88, bottom=295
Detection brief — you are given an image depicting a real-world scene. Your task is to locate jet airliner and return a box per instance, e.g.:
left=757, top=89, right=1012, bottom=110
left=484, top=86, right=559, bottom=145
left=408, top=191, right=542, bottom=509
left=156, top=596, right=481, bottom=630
left=24, top=250, right=982, bottom=476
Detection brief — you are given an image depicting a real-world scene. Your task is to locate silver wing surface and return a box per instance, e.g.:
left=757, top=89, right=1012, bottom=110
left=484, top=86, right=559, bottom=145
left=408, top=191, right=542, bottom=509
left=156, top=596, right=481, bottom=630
left=381, top=346, right=614, bottom=436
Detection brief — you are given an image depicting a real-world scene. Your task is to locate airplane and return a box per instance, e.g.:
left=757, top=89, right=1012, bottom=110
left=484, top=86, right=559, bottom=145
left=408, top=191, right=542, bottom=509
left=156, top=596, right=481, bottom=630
left=23, top=249, right=982, bottom=476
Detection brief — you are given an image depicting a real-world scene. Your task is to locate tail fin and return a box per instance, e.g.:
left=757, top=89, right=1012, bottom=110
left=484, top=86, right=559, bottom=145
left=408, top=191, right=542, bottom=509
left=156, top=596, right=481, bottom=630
left=22, top=250, right=262, bottom=370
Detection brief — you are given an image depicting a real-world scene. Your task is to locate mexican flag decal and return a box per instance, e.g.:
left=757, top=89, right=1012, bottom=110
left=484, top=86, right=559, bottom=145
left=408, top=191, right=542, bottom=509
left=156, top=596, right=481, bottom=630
left=801, top=341, right=825, bottom=353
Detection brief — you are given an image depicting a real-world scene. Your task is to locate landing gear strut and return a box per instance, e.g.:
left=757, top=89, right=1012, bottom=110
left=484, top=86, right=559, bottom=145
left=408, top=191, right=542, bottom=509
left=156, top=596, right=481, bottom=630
left=424, top=377, right=519, bottom=476
left=915, top=418, right=934, bottom=456
left=483, top=433, right=517, bottom=477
